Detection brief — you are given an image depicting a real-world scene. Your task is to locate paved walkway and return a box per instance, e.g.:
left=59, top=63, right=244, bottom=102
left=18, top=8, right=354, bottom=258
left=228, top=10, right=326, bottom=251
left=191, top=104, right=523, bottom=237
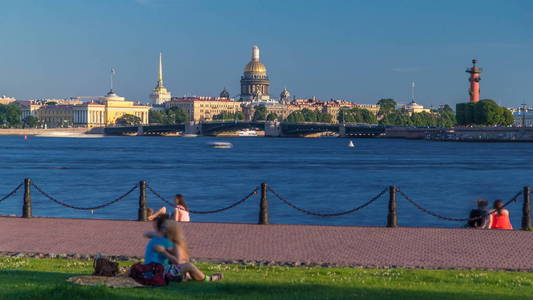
left=0, top=217, right=532, bottom=270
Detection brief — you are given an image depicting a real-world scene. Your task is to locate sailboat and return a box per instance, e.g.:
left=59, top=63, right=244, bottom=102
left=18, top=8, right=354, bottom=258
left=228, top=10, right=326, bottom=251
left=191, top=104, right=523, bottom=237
left=348, top=140, right=355, bottom=148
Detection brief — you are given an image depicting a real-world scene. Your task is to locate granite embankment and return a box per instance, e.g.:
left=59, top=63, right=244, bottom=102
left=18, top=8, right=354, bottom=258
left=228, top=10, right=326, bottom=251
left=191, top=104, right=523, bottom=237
left=385, top=127, right=533, bottom=142
left=0, top=127, right=104, bottom=136
left=1, top=217, right=532, bottom=271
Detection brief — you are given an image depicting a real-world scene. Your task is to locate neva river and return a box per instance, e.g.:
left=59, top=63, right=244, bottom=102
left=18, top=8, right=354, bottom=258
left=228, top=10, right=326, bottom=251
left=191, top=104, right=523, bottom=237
left=0, top=135, right=532, bottom=228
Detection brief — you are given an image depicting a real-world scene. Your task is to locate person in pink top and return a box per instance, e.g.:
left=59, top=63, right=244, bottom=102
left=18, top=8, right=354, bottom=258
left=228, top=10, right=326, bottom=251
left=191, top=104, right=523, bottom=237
left=148, top=194, right=190, bottom=222
left=488, top=200, right=513, bottom=230
left=173, top=194, right=190, bottom=222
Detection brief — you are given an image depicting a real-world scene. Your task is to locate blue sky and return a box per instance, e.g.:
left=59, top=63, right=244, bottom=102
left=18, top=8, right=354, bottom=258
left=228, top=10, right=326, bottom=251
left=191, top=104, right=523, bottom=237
left=0, top=0, right=532, bottom=107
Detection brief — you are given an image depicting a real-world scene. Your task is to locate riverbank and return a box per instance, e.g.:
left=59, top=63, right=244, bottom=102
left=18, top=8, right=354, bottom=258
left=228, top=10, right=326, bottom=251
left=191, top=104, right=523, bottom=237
left=0, top=128, right=104, bottom=136
left=384, top=127, right=533, bottom=142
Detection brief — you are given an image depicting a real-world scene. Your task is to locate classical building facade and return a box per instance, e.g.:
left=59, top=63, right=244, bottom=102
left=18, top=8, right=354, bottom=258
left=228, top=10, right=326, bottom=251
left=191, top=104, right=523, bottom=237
left=401, top=100, right=431, bottom=115
left=149, top=52, right=172, bottom=105
left=166, top=97, right=242, bottom=122
left=240, top=46, right=275, bottom=104
left=73, top=90, right=149, bottom=127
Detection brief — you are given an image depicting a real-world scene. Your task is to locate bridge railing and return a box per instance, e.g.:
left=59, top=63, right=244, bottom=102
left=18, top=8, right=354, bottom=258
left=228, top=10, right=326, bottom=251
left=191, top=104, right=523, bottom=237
left=0, top=178, right=530, bottom=231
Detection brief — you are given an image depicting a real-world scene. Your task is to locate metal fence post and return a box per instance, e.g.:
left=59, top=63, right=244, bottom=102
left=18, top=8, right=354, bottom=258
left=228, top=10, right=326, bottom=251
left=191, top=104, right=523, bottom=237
left=259, top=183, right=269, bottom=225
left=387, top=186, right=397, bottom=227
left=22, top=178, right=32, bottom=218
left=522, top=186, right=531, bottom=231
left=138, top=181, right=147, bottom=221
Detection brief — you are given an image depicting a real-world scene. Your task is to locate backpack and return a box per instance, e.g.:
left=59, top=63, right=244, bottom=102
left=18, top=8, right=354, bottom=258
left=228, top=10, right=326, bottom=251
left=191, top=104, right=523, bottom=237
left=93, top=257, right=119, bottom=277
left=129, top=262, right=167, bottom=286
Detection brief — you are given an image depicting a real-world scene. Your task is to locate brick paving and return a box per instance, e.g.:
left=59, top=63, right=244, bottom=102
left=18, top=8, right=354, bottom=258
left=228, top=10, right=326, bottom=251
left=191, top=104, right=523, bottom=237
left=0, top=216, right=532, bottom=270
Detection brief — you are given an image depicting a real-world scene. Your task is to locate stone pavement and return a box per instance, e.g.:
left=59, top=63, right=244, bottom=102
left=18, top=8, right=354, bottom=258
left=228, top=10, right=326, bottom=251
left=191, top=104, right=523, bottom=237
left=0, top=217, right=532, bottom=270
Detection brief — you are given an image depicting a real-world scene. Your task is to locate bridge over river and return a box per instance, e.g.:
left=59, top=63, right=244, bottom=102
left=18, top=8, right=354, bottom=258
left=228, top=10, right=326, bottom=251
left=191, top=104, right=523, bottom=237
left=104, top=121, right=386, bottom=137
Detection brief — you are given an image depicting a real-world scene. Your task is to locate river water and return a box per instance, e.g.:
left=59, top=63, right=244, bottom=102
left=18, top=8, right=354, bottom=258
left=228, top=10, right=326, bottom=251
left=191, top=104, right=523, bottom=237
left=0, top=135, right=531, bottom=228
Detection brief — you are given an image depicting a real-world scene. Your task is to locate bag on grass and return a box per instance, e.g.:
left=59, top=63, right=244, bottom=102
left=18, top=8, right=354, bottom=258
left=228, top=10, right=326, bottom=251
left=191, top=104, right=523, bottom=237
left=93, top=257, right=119, bottom=277
left=129, top=262, right=167, bottom=286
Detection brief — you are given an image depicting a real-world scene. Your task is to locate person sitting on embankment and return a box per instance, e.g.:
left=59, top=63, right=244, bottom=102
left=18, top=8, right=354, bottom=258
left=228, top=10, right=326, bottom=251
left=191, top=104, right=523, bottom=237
left=488, top=200, right=513, bottom=230
left=147, top=194, right=190, bottom=222
left=153, top=220, right=223, bottom=282
left=466, top=199, right=490, bottom=228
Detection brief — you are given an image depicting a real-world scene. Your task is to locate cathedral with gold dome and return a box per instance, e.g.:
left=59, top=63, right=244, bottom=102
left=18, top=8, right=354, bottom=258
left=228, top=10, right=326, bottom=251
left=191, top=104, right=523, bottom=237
left=240, top=46, right=276, bottom=104
left=150, top=52, right=172, bottom=105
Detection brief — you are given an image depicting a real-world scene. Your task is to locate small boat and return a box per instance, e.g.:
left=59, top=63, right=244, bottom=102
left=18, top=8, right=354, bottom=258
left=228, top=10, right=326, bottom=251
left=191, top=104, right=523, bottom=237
left=238, top=129, right=258, bottom=137
left=182, top=134, right=198, bottom=138
left=209, top=142, right=233, bottom=149
left=348, top=140, right=355, bottom=148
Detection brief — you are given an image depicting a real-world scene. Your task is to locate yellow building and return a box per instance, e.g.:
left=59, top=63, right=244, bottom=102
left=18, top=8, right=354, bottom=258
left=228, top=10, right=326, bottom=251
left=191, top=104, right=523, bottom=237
left=73, top=90, right=150, bottom=127
left=402, top=100, right=431, bottom=115
left=165, top=97, right=242, bottom=122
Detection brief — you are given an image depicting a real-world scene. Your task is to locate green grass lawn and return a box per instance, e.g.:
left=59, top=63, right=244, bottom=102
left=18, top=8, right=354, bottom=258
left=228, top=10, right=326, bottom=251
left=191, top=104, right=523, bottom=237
left=0, top=257, right=532, bottom=300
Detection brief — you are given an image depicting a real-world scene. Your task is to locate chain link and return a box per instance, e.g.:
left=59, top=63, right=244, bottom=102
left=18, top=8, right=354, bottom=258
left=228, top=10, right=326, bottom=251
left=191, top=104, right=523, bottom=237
left=268, top=186, right=388, bottom=217
left=146, top=184, right=259, bottom=214
left=31, top=183, right=138, bottom=211
left=0, top=183, right=23, bottom=203
left=397, top=188, right=523, bottom=222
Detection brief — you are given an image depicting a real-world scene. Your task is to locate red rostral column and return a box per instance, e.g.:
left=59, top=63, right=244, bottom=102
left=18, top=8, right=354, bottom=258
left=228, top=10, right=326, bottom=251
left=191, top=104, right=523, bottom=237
left=466, top=58, right=483, bottom=103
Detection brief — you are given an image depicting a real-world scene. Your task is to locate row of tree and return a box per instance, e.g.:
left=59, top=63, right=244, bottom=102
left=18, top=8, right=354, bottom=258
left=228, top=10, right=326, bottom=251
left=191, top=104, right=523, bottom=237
left=456, top=100, right=513, bottom=126
left=147, top=107, right=190, bottom=125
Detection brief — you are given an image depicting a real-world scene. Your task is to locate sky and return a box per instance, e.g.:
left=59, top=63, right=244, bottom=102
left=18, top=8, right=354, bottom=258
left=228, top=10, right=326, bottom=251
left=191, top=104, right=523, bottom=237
left=0, top=0, right=532, bottom=107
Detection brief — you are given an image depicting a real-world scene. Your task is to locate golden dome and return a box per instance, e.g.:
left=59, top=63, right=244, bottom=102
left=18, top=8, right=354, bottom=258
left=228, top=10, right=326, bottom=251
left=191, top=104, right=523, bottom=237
left=244, top=61, right=267, bottom=73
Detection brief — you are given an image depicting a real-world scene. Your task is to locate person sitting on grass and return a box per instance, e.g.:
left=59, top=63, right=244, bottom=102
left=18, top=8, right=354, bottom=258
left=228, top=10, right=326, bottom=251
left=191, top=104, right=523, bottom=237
left=147, top=194, right=190, bottom=222
left=143, top=214, right=173, bottom=265
left=466, top=199, right=489, bottom=228
left=153, top=220, right=223, bottom=282
left=488, top=200, right=513, bottom=230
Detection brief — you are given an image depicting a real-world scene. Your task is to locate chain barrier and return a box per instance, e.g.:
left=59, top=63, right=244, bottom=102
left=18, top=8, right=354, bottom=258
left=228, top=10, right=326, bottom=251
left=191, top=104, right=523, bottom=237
left=146, top=184, right=259, bottom=214
left=31, top=183, right=138, bottom=211
left=0, top=183, right=23, bottom=203
left=268, top=186, right=388, bottom=217
left=397, top=188, right=523, bottom=222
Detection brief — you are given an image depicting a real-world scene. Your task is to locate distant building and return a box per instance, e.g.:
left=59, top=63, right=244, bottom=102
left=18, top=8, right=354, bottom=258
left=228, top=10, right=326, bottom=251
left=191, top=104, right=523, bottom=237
left=280, top=88, right=291, bottom=104
left=149, top=53, right=172, bottom=105
left=0, top=96, right=16, bottom=105
left=240, top=46, right=276, bottom=104
left=166, top=97, right=242, bottom=122
left=513, top=109, right=533, bottom=127
left=36, top=105, right=74, bottom=127
left=73, top=90, right=150, bottom=127
left=402, top=100, right=431, bottom=115
left=19, top=101, right=42, bottom=120
left=242, top=98, right=379, bottom=123
left=219, top=87, right=230, bottom=99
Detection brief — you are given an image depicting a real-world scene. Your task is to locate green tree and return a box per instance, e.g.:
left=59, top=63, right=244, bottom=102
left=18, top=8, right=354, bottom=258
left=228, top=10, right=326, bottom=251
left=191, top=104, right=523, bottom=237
left=0, top=104, right=22, bottom=127
left=23, top=115, right=39, bottom=128
left=500, top=107, right=514, bottom=126
left=377, top=98, right=396, bottom=117
left=116, top=114, right=142, bottom=126
left=252, top=105, right=267, bottom=121
left=149, top=110, right=166, bottom=124
left=235, top=111, right=244, bottom=121
left=165, top=107, right=189, bottom=124
left=266, top=112, right=278, bottom=121
left=286, top=111, right=305, bottom=123
left=379, top=111, right=412, bottom=126
left=338, top=108, right=377, bottom=124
